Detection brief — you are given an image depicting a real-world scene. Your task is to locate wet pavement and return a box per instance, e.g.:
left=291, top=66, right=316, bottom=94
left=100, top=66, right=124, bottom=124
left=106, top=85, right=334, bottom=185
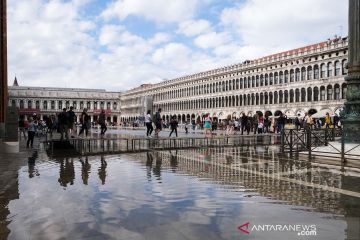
left=0, top=144, right=359, bottom=240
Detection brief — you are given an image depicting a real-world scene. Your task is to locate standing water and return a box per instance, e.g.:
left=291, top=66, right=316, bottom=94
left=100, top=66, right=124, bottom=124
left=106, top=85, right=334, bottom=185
left=1, top=146, right=360, bottom=240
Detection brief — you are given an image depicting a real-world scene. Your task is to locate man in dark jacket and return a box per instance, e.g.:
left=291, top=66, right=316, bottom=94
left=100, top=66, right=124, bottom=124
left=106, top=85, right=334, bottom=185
left=99, top=109, right=107, bottom=137
left=58, top=108, right=69, bottom=140
left=241, top=113, right=249, bottom=135
left=67, top=106, right=76, bottom=138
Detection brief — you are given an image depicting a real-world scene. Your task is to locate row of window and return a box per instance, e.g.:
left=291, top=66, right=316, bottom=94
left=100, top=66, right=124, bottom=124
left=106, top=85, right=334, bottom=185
left=154, top=84, right=347, bottom=112
left=153, top=59, right=347, bottom=101
left=11, top=100, right=118, bottom=110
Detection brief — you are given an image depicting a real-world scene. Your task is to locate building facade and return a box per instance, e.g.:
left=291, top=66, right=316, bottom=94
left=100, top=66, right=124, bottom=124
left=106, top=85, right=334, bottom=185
left=120, top=37, right=349, bottom=123
left=8, top=84, right=121, bottom=124
left=8, top=37, right=349, bottom=125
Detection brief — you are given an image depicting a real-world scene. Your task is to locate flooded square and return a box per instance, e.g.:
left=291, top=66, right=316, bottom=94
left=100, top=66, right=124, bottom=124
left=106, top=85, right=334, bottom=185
left=1, top=146, right=359, bottom=240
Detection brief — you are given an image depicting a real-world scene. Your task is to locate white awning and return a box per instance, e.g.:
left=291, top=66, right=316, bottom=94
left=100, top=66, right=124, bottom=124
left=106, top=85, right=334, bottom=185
left=311, top=109, right=333, bottom=118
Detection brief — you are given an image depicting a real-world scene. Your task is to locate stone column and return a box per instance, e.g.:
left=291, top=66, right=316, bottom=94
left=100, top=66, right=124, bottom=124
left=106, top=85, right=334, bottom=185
left=343, top=0, right=360, bottom=142
left=0, top=0, right=7, bottom=138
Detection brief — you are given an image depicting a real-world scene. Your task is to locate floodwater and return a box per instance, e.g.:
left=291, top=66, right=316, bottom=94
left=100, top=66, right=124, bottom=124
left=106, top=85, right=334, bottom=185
left=1, top=146, right=360, bottom=240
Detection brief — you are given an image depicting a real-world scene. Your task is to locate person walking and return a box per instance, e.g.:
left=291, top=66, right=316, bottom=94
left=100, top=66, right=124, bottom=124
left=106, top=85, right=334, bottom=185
left=203, top=114, right=212, bottom=137
left=99, top=109, right=107, bottom=137
left=264, top=116, right=270, bottom=133
left=58, top=108, right=69, bottom=141
left=169, top=116, right=178, bottom=137
left=241, top=113, right=248, bottom=135
left=26, top=117, right=37, bottom=148
left=277, top=113, right=286, bottom=133
left=145, top=110, right=153, bottom=137
left=67, top=106, right=76, bottom=138
left=253, top=113, right=259, bottom=135
left=154, top=108, right=162, bottom=137
left=258, top=116, right=264, bottom=134
left=78, top=108, right=90, bottom=138
left=184, top=122, right=189, bottom=134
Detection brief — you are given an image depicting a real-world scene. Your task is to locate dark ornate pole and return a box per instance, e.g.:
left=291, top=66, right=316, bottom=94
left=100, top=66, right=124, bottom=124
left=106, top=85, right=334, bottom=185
left=0, top=0, right=7, bottom=139
left=343, top=0, right=360, bottom=142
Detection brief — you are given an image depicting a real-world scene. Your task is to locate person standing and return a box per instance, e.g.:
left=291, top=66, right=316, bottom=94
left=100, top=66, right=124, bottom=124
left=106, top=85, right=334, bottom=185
left=169, top=116, right=178, bottom=137
left=203, top=114, right=212, bottom=137
left=253, top=113, right=259, bottom=135
left=58, top=108, right=69, bottom=141
left=258, top=115, right=264, bottom=134
left=145, top=110, right=153, bottom=137
left=67, top=106, right=76, bottom=138
left=325, top=112, right=332, bottom=129
left=78, top=108, right=90, bottom=137
left=277, top=113, right=286, bottom=133
left=26, top=117, right=37, bottom=148
left=99, top=109, right=107, bottom=137
left=154, top=108, right=162, bottom=137
left=264, top=116, right=270, bottom=133
left=241, top=113, right=248, bottom=135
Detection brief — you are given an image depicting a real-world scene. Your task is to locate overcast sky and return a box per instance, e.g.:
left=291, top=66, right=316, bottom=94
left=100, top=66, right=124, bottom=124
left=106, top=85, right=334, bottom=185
left=8, top=0, right=348, bottom=91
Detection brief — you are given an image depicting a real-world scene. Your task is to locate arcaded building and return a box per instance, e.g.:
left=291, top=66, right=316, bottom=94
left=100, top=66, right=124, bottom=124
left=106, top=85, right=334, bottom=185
left=8, top=79, right=121, bottom=124
left=120, top=37, right=348, bottom=123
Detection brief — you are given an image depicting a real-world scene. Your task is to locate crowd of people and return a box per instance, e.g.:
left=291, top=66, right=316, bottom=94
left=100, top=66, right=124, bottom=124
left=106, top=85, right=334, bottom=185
left=140, top=109, right=342, bottom=138
left=18, top=107, right=111, bottom=147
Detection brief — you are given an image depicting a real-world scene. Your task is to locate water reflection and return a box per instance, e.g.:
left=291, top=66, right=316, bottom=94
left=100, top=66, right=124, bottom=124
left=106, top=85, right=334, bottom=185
left=146, top=152, right=153, bottom=181
left=169, top=150, right=178, bottom=172
left=58, top=158, right=75, bottom=187
left=1, top=146, right=360, bottom=240
left=98, top=155, right=107, bottom=185
left=80, top=157, right=91, bottom=185
left=153, top=152, right=162, bottom=182
left=27, top=151, right=39, bottom=178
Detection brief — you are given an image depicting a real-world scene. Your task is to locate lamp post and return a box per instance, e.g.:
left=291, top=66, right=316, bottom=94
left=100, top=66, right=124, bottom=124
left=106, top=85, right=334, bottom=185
left=343, top=0, right=360, bottom=142
left=0, top=0, right=7, bottom=139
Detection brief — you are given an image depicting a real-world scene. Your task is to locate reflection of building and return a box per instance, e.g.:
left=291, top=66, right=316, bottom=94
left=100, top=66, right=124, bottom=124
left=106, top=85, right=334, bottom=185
left=8, top=80, right=121, bottom=124
left=120, top=37, right=348, bottom=123
left=134, top=147, right=360, bottom=217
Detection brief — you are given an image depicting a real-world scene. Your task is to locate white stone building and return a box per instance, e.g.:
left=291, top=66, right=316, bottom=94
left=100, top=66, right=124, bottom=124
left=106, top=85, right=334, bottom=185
left=120, top=37, right=348, bottom=123
left=8, top=81, right=121, bottom=124
left=8, top=37, right=349, bottom=125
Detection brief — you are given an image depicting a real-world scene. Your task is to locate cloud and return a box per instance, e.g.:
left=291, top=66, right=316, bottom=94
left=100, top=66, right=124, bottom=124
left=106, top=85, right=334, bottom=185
left=194, top=31, right=232, bottom=49
left=7, top=0, right=348, bottom=91
left=220, top=0, right=347, bottom=56
left=178, top=19, right=212, bottom=37
left=101, top=0, right=201, bottom=24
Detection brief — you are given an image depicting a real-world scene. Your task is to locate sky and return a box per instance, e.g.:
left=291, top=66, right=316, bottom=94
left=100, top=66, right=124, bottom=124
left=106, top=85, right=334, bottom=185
left=7, top=0, right=348, bottom=91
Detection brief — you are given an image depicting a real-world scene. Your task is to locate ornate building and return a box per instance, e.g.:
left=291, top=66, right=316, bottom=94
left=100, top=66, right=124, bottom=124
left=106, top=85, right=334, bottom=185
left=8, top=82, right=121, bottom=124
left=120, top=37, right=349, bottom=123
left=8, top=37, right=349, bottom=125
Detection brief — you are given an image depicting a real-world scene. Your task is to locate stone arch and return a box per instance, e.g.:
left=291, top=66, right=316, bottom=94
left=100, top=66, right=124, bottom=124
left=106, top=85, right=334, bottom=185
left=308, top=109, right=317, bottom=115
left=274, top=110, right=283, bottom=116
left=265, top=110, right=273, bottom=117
